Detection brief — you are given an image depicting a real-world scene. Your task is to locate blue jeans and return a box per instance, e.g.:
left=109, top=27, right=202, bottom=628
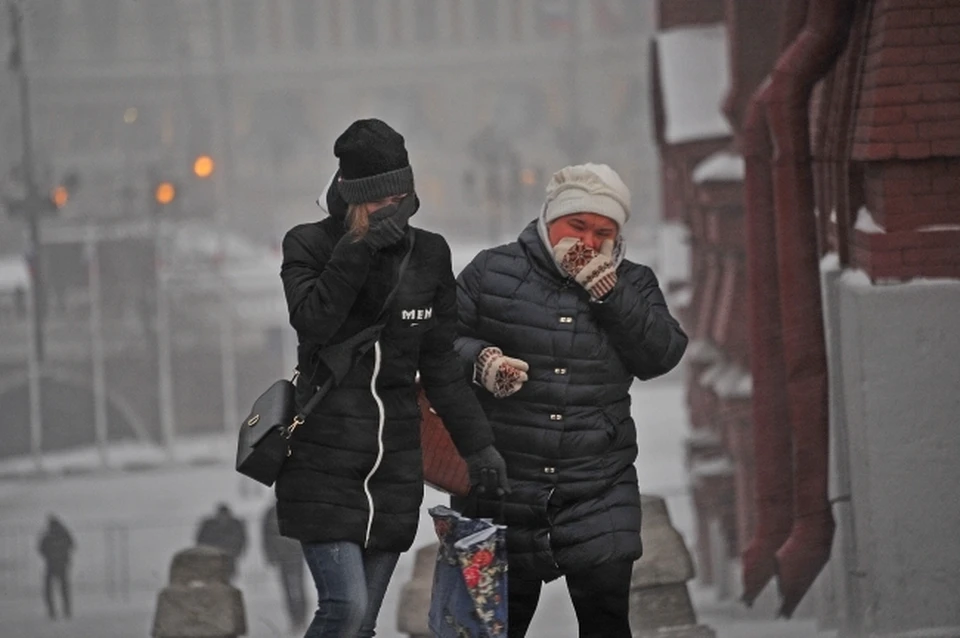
left=301, top=541, right=400, bottom=638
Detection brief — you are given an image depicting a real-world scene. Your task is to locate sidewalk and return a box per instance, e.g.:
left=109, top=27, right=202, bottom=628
left=0, top=376, right=837, bottom=638
left=0, top=580, right=838, bottom=638
left=0, top=587, right=300, bottom=638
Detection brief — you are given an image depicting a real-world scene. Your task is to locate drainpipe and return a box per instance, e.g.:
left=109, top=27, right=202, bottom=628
left=740, top=88, right=794, bottom=608
left=739, top=0, right=812, bottom=608
left=763, top=0, right=855, bottom=618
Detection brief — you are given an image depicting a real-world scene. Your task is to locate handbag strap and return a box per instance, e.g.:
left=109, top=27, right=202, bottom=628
left=285, top=231, right=417, bottom=437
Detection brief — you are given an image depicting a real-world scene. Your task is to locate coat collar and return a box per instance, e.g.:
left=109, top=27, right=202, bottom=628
left=517, top=220, right=567, bottom=283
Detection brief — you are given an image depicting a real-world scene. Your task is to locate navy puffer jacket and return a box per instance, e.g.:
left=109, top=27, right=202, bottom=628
left=276, top=211, right=493, bottom=552
left=455, top=221, right=687, bottom=580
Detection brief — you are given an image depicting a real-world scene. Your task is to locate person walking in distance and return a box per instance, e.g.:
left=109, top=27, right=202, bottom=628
left=455, top=163, right=688, bottom=637
left=195, top=503, right=248, bottom=581
left=37, top=514, right=75, bottom=620
left=262, top=501, right=308, bottom=634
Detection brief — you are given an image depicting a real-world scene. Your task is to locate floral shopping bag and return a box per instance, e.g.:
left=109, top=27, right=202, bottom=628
left=428, top=505, right=508, bottom=638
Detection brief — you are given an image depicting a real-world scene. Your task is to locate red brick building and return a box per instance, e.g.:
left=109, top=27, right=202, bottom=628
left=653, top=0, right=960, bottom=633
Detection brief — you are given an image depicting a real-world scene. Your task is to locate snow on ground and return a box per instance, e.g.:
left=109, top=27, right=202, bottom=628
left=0, top=374, right=830, bottom=637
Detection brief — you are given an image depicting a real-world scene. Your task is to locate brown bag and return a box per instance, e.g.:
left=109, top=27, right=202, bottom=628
left=417, top=384, right=470, bottom=497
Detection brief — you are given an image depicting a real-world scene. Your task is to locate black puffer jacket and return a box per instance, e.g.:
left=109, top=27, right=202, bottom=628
left=276, top=212, right=492, bottom=552
left=455, top=221, right=687, bottom=580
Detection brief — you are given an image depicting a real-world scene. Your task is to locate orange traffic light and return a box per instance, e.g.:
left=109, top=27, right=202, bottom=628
left=193, top=155, right=215, bottom=179
left=52, top=186, right=69, bottom=208
left=155, top=182, right=176, bottom=205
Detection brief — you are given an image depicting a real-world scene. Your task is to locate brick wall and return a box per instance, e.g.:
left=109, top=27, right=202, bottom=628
left=853, top=0, right=960, bottom=161
left=844, top=0, right=960, bottom=281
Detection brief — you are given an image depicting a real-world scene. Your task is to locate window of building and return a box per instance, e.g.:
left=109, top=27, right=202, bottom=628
left=510, top=1, right=523, bottom=40
left=475, top=0, right=498, bottom=41
left=231, top=0, right=258, bottom=54
left=414, top=0, right=438, bottom=44
left=27, top=0, right=63, bottom=61
left=449, top=0, right=463, bottom=43
left=354, top=0, right=378, bottom=46
left=292, top=2, right=318, bottom=51
left=326, top=0, right=343, bottom=47
left=143, top=1, right=179, bottom=59
left=85, top=0, right=120, bottom=59
left=535, top=0, right=573, bottom=39
left=389, top=2, right=404, bottom=44
left=267, top=0, right=284, bottom=51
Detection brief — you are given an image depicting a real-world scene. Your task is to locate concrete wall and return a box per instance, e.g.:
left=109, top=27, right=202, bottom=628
left=827, top=268, right=960, bottom=636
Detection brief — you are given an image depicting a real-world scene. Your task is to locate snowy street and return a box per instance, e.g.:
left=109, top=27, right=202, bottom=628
left=0, top=373, right=830, bottom=638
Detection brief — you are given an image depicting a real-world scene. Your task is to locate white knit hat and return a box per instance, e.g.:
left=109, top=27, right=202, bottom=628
left=542, top=163, right=631, bottom=228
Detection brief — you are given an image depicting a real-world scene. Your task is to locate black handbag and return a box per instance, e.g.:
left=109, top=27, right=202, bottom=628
left=236, top=234, right=415, bottom=486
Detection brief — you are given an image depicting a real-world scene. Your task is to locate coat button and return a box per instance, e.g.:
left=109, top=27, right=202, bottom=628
left=559, top=316, right=574, bottom=324
left=550, top=414, right=563, bottom=421
left=544, top=467, right=556, bottom=474
left=554, top=367, right=567, bottom=375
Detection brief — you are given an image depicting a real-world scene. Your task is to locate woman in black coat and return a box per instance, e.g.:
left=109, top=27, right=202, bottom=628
left=277, top=119, right=507, bottom=638
left=455, top=163, right=688, bottom=638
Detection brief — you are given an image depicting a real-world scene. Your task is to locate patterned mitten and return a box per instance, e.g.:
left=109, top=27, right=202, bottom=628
left=473, top=347, right=529, bottom=399
left=553, top=237, right=618, bottom=300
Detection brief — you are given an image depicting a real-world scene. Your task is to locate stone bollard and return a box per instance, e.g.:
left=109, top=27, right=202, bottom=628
left=630, top=495, right=716, bottom=638
left=396, top=542, right=438, bottom=638
left=152, top=546, right=247, bottom=638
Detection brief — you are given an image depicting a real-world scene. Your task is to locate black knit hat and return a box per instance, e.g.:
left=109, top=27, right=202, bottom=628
left=334, top=118, right=415, bottom=204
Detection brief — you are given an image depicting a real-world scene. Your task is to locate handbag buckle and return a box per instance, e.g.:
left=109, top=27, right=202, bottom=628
left=283, top=414, right=305, bottom=439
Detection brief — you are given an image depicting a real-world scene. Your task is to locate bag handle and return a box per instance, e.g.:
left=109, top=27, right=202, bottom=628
left=285, top=231, right=417, bottom=438
left=468, top=492, right=507, bottom=525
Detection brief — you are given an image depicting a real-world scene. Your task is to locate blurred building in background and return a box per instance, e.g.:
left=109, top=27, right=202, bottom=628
left=0, top=2, right=658, bottom=462
left=0, top=0, right=659, bottom=247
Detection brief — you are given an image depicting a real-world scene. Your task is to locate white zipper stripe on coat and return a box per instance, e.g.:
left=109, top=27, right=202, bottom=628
left=363, top=340, right=385, bottom=547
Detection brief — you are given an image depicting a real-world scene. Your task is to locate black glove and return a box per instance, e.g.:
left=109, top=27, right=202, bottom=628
left=363, top=194, right=418, bottom=251
left=464, top=445, right=510, bottom=496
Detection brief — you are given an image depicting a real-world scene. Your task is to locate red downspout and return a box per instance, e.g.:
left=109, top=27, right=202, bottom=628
left=764, top=0, right=855, bottom=618
left=740, top=87, right=795, bottom=608
left=739, top=0, right=811, bottom=608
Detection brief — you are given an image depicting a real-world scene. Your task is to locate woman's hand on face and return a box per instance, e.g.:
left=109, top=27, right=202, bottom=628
left=363, top=195, right=417, bottom=250
left=553, top=237, right=619, bottom=300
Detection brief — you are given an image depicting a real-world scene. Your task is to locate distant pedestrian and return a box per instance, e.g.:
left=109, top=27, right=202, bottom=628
left=262, top=502, right=307, bottom=634
left=195, top=503, right=247, bottom=580
left=37, top=514, right=75, bottom=620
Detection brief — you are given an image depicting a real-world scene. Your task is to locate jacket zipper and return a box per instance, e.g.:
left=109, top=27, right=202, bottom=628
left=546, top=487, right=561, bottom=569
left=363, top=341, right=385, bottom=548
